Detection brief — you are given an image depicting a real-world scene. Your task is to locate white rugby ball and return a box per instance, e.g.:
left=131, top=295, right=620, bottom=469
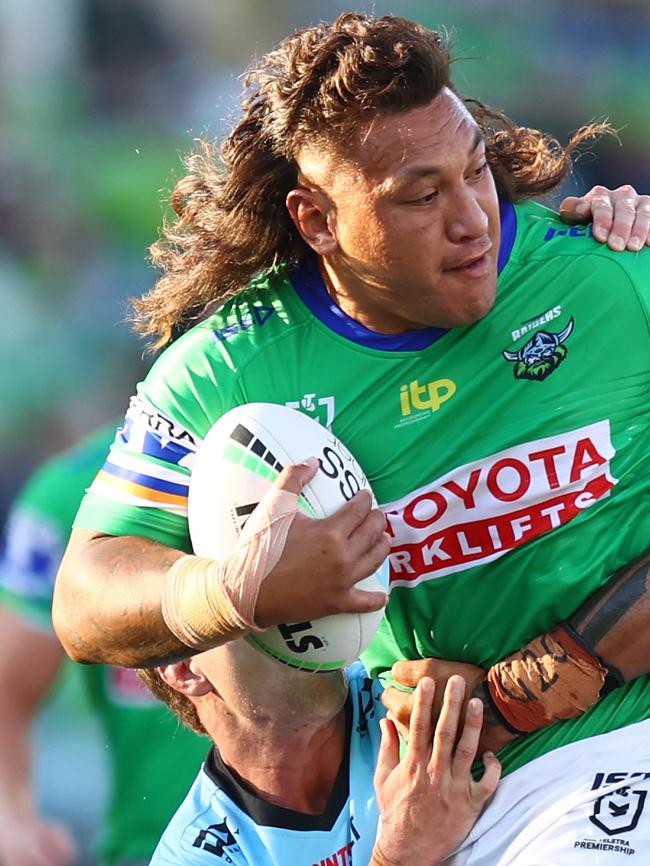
left=188, top=402, right=389, bottom=672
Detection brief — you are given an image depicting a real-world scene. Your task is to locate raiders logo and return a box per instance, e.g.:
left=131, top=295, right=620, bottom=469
left=502, top=318, right=574, bottom=381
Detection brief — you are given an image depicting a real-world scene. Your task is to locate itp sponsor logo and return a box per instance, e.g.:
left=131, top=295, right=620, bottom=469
left=399, top=378, right=457, bottom=417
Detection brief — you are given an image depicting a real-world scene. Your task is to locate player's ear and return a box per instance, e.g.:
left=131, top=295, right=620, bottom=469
left=158, top=659, right=213, bottom=697
left=286, top=184, right=338, bottom=255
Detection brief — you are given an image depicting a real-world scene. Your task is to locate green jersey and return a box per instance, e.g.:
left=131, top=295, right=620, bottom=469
left=0, top=425, right=208, bottom=865
left=75, top=201, right=650, bottom=776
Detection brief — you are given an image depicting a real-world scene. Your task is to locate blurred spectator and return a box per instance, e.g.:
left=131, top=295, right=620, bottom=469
left=0, top=424, right=208, bottom=866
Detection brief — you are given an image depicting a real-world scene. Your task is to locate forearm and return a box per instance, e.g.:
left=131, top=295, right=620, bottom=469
left=387, top=553, right=650, bottom=757
left=569, top=551, right=650, bottom=682
left=52, top=529, right=189, bottom=667
left=0, top=708, right=33, bottom=823
left=0, top=613, right=63, bottom=826
left=479, top=551, right=650, bottom=746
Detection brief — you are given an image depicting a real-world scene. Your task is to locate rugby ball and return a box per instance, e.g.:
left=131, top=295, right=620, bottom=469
left=187, top=402, right=389, bottom=672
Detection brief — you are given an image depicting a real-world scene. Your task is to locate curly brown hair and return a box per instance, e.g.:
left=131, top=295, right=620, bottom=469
left=137, top=667, right=208, bottom=737
left=133, top=12, right=610, bottom=347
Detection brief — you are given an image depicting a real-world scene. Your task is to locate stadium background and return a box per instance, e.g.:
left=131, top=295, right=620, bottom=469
left=0, top=0, right=648, bottom=862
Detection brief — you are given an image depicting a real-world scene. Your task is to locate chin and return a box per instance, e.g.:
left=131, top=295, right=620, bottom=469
left=462, top=287, right=497, bottom=324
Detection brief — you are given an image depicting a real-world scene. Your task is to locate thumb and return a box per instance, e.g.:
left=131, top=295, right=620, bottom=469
left=474, top=751, right=502, bottom=802
left=558, top=195, right=590, bottom=224
left=345, top=585, right=387, bottom=613
left=273, top=457, right=319, bottom=495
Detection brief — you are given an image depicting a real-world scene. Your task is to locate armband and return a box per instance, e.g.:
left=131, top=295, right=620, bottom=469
left=161, top=487, right=299, bottom=651
left=485, top=623, right=621, bottom=735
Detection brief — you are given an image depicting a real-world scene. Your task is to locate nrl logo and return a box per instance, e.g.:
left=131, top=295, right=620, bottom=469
left=502, top=318, right=574, bottom=381
left=590, top=788, right=647, bottom=835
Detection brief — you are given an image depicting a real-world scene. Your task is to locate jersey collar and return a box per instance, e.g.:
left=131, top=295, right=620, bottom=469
left=290, top=199, right=517, bottom=352
left=498, top=200, right=517, bottom=273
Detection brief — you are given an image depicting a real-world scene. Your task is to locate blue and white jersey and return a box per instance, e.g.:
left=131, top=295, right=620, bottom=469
left=151, top=664, right=384, bottom=866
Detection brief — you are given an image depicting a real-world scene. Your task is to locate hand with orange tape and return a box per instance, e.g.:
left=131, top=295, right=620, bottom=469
left=384, top=622, right=624, bottom=755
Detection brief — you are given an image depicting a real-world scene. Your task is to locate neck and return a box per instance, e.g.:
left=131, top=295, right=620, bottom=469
left=212, top=704, right=347, bottom=814
left=319, top=255, right=412, bottom=334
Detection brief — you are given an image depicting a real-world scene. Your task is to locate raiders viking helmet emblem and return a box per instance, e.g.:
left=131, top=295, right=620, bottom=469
left=502, top=318, right=574, bottom=381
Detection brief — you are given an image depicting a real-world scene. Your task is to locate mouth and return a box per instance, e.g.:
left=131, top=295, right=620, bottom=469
left=444, top=247, right=492, bottom=275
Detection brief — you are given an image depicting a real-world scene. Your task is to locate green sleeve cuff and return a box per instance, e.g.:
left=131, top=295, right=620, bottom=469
left=73, top=493, right=193, bottom=553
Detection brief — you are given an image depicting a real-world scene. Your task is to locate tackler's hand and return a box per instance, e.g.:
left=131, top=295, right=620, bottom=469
left=560, top=184, right=650, bottom=252
left=372, top=676, right=501, bottom=866
left=382, top=657, right=486, bottom=742
left=383, top=657, right=516, bottom=756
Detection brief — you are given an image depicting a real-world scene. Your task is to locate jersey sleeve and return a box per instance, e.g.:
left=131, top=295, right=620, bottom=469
left=0, top=425, right=116, bottom=631
left=0, top=503, right=65, bottom=632
left=73, top=324, right=240, bottom=551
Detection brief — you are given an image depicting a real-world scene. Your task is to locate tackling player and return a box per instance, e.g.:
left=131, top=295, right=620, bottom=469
left=139, top=636, right=500, bottom=866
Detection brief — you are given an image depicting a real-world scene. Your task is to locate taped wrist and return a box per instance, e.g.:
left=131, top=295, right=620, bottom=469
left=486, top=623, right=613, bottom=735
left=162, top=487, right=299, bottom=651
left=162, top=555, right=248, bottom=649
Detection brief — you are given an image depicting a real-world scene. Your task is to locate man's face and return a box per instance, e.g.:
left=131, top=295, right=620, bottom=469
left=191, top=640, right=349, bottom=729
left=300, top=87, right=501, bottom=332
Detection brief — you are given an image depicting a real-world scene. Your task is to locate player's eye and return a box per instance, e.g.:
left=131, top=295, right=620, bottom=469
left=472, top=161, right=488, bottom=179
left=408, top=190, right=439, bottom=204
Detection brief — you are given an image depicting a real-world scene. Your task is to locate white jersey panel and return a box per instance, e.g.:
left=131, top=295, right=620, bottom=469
left=448, top=718, right=650, bottom=865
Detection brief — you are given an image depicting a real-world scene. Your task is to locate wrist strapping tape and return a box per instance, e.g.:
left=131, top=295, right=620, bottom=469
left=162, top=487, right=299, bottom=651
left=486, top=623, right=609, bottom=734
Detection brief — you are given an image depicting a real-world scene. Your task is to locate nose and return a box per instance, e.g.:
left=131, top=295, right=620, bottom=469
left=445, top=187, right=490, bottom=243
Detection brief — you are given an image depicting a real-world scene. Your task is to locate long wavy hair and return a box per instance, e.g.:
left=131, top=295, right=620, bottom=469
left=133, top=12, right=609, bottom=347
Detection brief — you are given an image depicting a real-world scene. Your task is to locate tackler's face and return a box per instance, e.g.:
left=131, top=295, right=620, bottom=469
left=303, top=87, right=501, bottom=333
left=191, top=638, right=349, bottom=726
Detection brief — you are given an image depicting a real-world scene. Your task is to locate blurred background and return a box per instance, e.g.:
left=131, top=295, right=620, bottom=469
left=0, top=0, right=648, bottom=862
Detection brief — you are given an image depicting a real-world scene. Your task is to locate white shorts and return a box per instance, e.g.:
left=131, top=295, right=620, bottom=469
left=448, top=719, right=650, bottom=865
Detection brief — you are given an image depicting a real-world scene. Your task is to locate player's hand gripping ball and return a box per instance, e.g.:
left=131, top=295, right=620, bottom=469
left=188, top=403, right=390, bottom=672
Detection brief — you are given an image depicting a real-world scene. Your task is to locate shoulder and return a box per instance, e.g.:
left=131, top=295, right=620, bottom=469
left=208, top=266, right=309, bottom=344
left=151, top=771, right=249, bottom=866
left=13, top=425, right=114, bottom=526
left=506, top=200, right=650, bottom=317
left=140, top=267, right=309, bottom=437
left=511, top=200, right=649, bottom=276
left=150, top=267, right=308, bottom=380
left=2, top=423, right=117, bottom=561
left=0, top=427, right=114, bottom=612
